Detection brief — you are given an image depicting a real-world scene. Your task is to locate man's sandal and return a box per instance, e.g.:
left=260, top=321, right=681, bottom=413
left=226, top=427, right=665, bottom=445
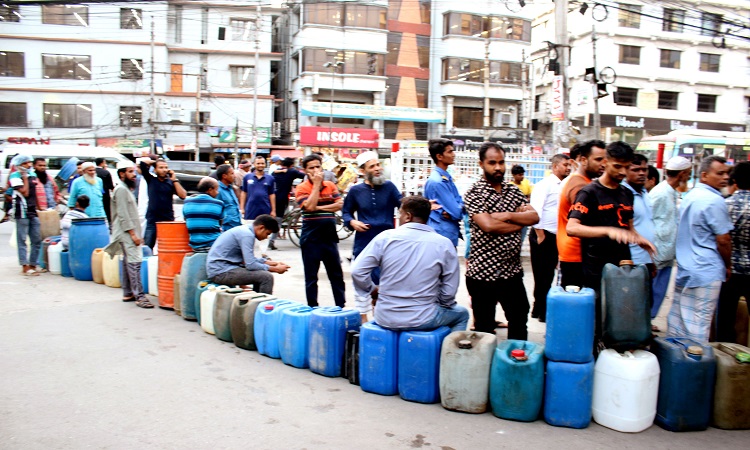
left=135, top=299, right=154, bottom=309
left=122, top=296, right=136, bottom=302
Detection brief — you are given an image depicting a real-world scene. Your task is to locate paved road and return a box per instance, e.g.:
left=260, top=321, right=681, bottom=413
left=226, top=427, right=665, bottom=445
left=0, top=222, right=746, bottom=449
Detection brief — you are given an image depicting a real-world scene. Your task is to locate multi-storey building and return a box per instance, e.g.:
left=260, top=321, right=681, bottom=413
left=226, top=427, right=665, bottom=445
left=531, top=0, right=750, bottom=149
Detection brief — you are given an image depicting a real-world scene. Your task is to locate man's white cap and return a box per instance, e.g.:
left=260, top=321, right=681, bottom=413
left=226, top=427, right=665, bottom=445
left=80, top=162, right=96, bottom=170
left=116, top=160, right=135, bottom=170
left=356, top=151, right=379, bottom=168
left=665, top=156, right=691, bottom=171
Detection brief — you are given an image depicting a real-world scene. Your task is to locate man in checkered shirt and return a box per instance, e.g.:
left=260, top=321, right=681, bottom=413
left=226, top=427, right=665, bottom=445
left=464, top=142, right=539, bottom=339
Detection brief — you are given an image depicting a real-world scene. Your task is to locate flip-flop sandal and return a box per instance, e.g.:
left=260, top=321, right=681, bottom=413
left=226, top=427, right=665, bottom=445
left=122, top=296, right=136, bottom=302
left=135, top=299, right=154, bottom=309
left=24, top=269, right=40, bottom=277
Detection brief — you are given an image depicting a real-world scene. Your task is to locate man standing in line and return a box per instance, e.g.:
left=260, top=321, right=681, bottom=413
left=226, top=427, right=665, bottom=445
left=68, top=162, right=105, bottom=219
left=233, top=159, right=251, bottom=190
left=528, top=153, right=570, bottom=322
left=208, top=155, right=226, bottom=180
left=343, top=151, right=402, bottom=284
left=216, top=164, right=242, bottom=230
left=9, top=155, right=42, bottom=276
left=465, top=142, right=539, bottom=339
left=623, top=154, right=656, bottom=275
left=352, top=196, right=469, bottom=331
left=668, top=155, right=733, bottom=342
left=240, top=155, right=275, bottom=221
left=645, top=165, right=660, bottom=192
left=648, top=156, right=692, bottom=322
left=268, top=157, right=305, bottom=248
left=104, top=161, right=151, bottom=308
left=32, top=158, right=63, bottom=211
left=716, top=161, right=750, bottom=342
left=557, top=140, right=607, bottom=287
left=182, top=177, right=224, bottom=251
left=268, top=155, right=283, bottom=174
left=424, top=138, right=463, bottom=247
left=95, top=157, right=115, bottom=224
left=295, top=154, right=346, bottom=308
left=139, top=158, right=187, bottom=250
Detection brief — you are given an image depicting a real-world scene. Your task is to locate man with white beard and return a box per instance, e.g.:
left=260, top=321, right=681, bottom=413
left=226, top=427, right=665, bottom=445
left=342, top=151, right=402, bottom=284
left=67, top=161, right=106, bottom=218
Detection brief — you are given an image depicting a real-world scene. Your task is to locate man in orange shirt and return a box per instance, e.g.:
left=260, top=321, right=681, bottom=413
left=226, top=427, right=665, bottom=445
left=557, top=140, right=607, bottom=287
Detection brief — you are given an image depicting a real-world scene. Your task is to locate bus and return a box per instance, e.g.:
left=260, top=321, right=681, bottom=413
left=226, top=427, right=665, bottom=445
left=636, top=130, right=750, bottom=165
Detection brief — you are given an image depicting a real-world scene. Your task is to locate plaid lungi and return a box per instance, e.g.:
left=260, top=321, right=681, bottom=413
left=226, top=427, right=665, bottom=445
left=667, top=281, right=722, bottom=342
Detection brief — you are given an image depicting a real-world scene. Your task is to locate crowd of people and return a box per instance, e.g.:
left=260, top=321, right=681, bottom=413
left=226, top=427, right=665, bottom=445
left=4, top=140, right=748, bottom=344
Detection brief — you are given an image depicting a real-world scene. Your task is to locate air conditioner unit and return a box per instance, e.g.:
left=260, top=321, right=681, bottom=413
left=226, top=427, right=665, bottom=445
left=272, top=122, right=281, bottom=137
left=285, top=118, right=298, bottom=133
left=498, top=112, right=512, bottom=127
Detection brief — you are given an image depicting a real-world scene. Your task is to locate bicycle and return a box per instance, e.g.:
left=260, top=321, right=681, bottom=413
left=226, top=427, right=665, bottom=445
left=284, top=208, right=353, bottom=248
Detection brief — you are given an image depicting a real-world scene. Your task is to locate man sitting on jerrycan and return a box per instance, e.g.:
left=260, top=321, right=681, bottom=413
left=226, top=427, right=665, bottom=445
left=351, top=195, right=469, bottom=332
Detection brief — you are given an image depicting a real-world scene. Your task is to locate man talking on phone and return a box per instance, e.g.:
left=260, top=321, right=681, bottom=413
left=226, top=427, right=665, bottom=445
left=139, top=157, right=187, bottom=249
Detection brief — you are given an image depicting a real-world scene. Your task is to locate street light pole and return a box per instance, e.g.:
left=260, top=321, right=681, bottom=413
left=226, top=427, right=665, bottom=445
left=323, top=60, right=344, bottom=150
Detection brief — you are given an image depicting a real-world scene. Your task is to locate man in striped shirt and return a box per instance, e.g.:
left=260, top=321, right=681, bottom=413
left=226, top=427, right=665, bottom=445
left=182, top=177, right=224, bottom=251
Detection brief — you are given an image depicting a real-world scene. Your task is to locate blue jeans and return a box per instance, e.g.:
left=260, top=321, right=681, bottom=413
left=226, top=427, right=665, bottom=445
left=410, top=305, right=470, bottom=333
left=651, top=265, right=673, bottom=319
left=16, top=217, right=42, bottom=266
left=143, top=222, right=157, bottom=250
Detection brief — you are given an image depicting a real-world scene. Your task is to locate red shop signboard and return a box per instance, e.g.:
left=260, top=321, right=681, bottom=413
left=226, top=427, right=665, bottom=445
left=299, top=127, right=379, bottom=148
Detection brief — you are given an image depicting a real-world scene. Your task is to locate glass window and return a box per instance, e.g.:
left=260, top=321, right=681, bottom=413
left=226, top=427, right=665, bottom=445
left=619, top=45, right=641, bottom=65
left=385, top=77, right=400, bottom=106
left=230, top=66, right=254, bottom=88
left=662, top=9, right=684, bottom=32
left=345, top=4, right=386, bottom=29
left=443, top=13, right=530, bottom=42
left=42, top=4, right=89, bottom=26
left=697, top=94, right=717, bottom=112
left=121, top=59, right=144, bottom=79
left=417, top=35, right=430, bottom=69
left=699, top=53, right=720, bottom=72
left=443, top=58, right=523, bottom=86
left=231, top=19, right=255, bottom=41
left=303, top=3, right=344, bottom=27
left=534, top=94, right=542, bottom=112
left=43, top=54, right=91, bottom=80
left=387, top=33, right=401, bottom=66
left=615, top=87, right=638, bottom=106
left=747, top=96, right=750, bottom=115
left=0, top=5, right=21, bottom=22
left=419, top=0, right=430, bottom=24
left=618, top=4, right=641, bottom=28
left=657, top=91, right=678, bottom=110
left=119, top=106, right=142, bottom=128
left=43, top=103, right=92, bottom=128
left=701, top=12, right=721, bottom=36
left=120, top=8, right=142, bottom=29
left=302, top=49, right=384, bottom=76
left=660, top=49, right=680, bottom=69
left=0, top=102, right=26, bottom=127
left=0, top=51, right=24, bottom=77
left=454, top=107, right=490, bottom=128
left=415, top=79, right=429, bottom=108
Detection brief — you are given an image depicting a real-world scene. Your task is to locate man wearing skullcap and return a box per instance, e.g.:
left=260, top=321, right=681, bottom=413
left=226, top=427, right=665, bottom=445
left=8, top=154, right=43, bottom=276
left=67, top=161, right=105, bottom=218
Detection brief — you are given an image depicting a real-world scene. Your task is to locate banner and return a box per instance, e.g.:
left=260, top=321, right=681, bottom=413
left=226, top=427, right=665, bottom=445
left=299, top=127, right=379, bottom=148
left=550, top=75, right=565, bottom=122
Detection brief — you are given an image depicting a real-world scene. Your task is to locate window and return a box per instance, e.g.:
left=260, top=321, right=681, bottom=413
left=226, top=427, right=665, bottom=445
left=660, top=49, right=680, bottom=69
left=534, top=94, right=542, bottom=112
left=417, top=36, right=430, bottom=69
left=42, top=54, right=91, bottom=80
left=0, top=102, right=26, bottom=127
left=304, top=3, right=386, bottom=29
left=701, top=12, right=721, bottom=36
left=697, top=94, right=717, bottom=112
left=0, top=51, right=24, bottom=77
left=387, top=0, right=430, bottom=25
left=230, top=66, right=254, bottom=88
left=614, top=87, right=638, bottom=106
left=119, top=106, right=142, bottom=128
left=386, top=33, right=401, bottom=66
left=0, top=4, right=21, bottom=22
left=747, top=97, right=750, bottom=115
left=121, top=59, right=144, bottom=79
left=658, top=91, right=678, bottom=110
left=443, top=58, right=523, bottom=86
left=193, top=111, right=210, bottom=129
left=42, top=4, right=89, bottom=26
left=453, top=107, right=491, bottom=128
left=699, top=53, right=720, bottom=72
left=388, top=34, right=428, bottom=69
left=302, top=49, right=384, bottom=76
left=231, top=18, right=255, bottom=41
left=618, top=4, right=641, bottom=28
left=120, top=8, right=142, bottom=29
left=662, top=9, right=684, bottom=32
left=619, top=45, right=641, bottom=65
left=172, top=5, right=183, bottom=43
left=43, top=103, right=92, bottom=128
left=443, top=13, right=531, bottom=42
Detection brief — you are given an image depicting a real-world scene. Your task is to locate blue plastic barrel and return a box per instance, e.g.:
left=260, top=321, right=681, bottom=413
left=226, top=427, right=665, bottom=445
left=308, top=307, right=361, bottom=377
left=56, top=157, right=79, bottom=183
left=398, top=327, right=451, bottom=404
left=279, top=305, right=314, bottom=368
left=141, top=257, right=150, bottom=294
left=545, top=286, right=596, bottom=363
left=194, top=280, right=214, bottom=324
left=651, top=337, right=717, bottom=431
left=60, top=250, right=72, bottom=277
left=544, top=359, right=595, bottom=428
left=69, top=218, right=109, bottom=281
left=253, top=300, right=296, bottom=358
left=178, top=252, right=208, bottom=321
left=490, top=340, right=545, bottom=422
left=359, top=321, right=400, bottom=396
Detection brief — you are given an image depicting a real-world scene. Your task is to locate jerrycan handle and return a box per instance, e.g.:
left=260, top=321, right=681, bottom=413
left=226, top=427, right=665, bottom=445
left=665, top=337, right=704, bottom=360
left=718, top=343, right=740, bottom=357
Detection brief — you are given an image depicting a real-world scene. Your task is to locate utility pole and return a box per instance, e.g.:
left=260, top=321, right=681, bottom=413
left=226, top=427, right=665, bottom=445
left=554, top=0, right=570, bottom=149
left=252, top=3, right=261, bottom=158
left=233, top=117, right=239, bottom=169
left=150, top=15, right=157, bottom=154
left=483, top=31, right=491, bottom=141
left=591, top=25, right=601, bottom=138
left=195, top=71, right=201, bottom=161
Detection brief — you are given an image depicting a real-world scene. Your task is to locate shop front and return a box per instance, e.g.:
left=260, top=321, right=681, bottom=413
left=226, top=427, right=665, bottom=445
left=595, top=115, right=747, bottom=147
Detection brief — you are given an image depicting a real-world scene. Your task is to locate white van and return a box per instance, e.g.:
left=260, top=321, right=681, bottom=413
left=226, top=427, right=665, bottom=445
left=0, top=144, right=131, bottom=191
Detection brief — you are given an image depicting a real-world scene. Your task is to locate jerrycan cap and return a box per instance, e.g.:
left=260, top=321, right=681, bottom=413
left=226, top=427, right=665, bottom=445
left=511, top=349, right=527, bottom=361
left=619, top=260, right=634, bottom=266
left=565, top=285, right=581, bottom=293
left=264, top=304, right=274, bottom=311
left=457, top=339, right=473, bottom=349
left=687, top=345, right=704, bottom=356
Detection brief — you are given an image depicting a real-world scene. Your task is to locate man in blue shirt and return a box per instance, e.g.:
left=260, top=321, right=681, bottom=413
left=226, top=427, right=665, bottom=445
left=206, top=215, right=290, bottom=294
left=240, top=155, right=275, bottom=221
left=343, top=150, right=402, bottom=285
left=668, top=155, right=733, bottom=342
left=352, top=196, right=468, bottom=331
left=424, top=139, right=464, bottom=246
left=139, top=158, right=187, bottom=249
left=623, top=154, right=656, bottom=270
left=215, top=164, right=242, bottom=230
left=68, top=162, right=105, bottom=218
left=182, top=177, right=224, bottom=251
